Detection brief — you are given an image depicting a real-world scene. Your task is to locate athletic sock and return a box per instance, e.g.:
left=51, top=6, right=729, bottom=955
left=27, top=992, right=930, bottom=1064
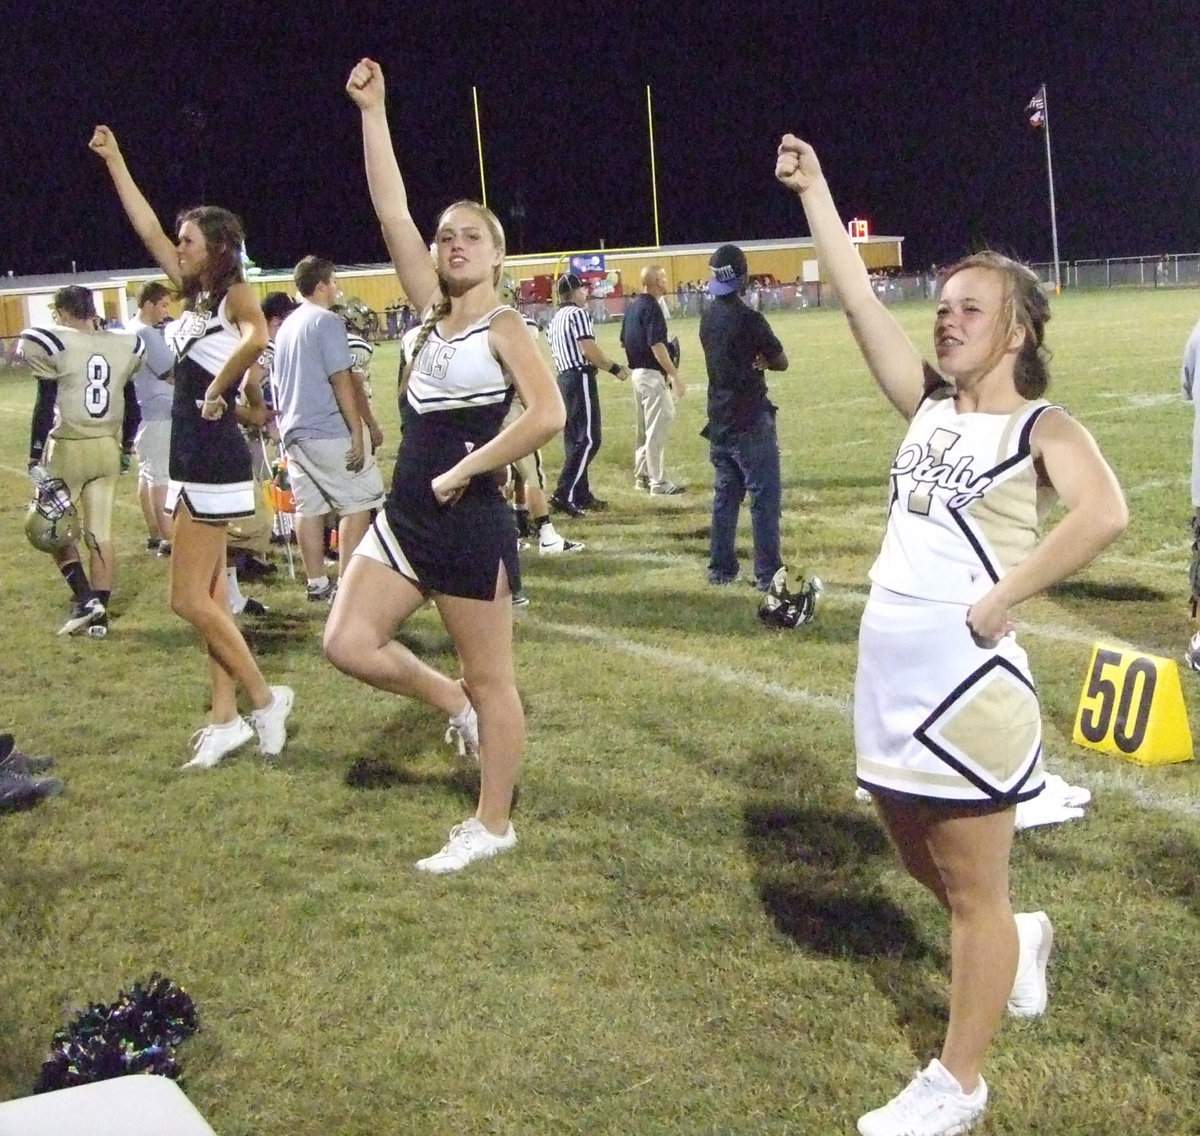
left=60, top=561, right=92, bottom=602
left=226, top=568, right=246, bottom=614
left=307, top=575, right=330, bottom=590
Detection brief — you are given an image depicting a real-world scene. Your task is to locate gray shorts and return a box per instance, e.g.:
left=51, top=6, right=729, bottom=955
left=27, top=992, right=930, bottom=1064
left=286, top=436, right=385, bottom=518
left=134, top=418, right=172, bottom=487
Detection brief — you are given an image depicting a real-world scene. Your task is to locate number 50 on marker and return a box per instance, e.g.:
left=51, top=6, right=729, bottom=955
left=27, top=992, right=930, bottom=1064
left=1072, top=644, right=1193, bottom=766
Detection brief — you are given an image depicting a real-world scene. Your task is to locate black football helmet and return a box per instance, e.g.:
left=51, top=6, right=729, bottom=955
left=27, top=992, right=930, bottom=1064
left=757, top=567, right=823, bottom=629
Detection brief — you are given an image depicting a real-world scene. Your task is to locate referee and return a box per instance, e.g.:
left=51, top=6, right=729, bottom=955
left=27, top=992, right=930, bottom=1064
left=548, top=273, right=629, bottom=516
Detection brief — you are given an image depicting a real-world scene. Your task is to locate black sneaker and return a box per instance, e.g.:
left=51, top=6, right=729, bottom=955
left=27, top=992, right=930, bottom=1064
left=0, top=735, right=52, bottom=775
left=235, top=552, right=277, bottom=581
left=0, top=770, right=65, bottom=812
left=146, top=537, right=162, bottom=553
left=84, top=612, right=109, bottom=639
left=239, top=598, right=270, bottom=616
left=58, top=597, right=106, bottom=636
left=0, top=740, right=55, bottom=776
left=549, top=494, right=586, bottom=519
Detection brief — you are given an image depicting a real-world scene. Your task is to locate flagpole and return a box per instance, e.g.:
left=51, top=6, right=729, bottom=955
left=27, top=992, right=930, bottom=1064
left=1040, top=86, right=1061, bottom=293
left=472, top=86, right=487, bottom=209
left=646, top=86, right=661, bottom=248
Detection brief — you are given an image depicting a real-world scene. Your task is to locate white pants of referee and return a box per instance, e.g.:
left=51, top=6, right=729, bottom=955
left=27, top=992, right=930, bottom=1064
left=631, top=368, right=677, bottom=490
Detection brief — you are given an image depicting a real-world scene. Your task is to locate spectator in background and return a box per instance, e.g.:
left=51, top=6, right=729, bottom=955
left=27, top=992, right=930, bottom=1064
left=223, top=290, right=298, bottom=616
left=271, top=255, right=385, bottom=604
left=127, top=281, right=176, bottom=556
left=699, top=244, right=789, bottom=591
left=548, top=271, right=629, bottom=516
left=622, top=265, right=686, bottom=495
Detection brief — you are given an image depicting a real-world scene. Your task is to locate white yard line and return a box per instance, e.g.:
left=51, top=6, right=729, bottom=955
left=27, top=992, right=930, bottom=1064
left=532, top=609, right=1200, bottom=821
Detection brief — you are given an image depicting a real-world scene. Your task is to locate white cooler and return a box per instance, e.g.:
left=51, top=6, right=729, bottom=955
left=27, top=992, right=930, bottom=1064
left=0, top=1074, right=217, bottom=1135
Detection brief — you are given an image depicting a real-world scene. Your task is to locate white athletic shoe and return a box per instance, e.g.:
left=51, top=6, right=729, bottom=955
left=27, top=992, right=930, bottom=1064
left=250, top=685, right=294, bottom=757
left=58, top=597, right=106, bottom=636
left=415, top=817, right=517, bottom=874
left=182, top=717, right=254, bottom=769
left=1185, top=632, right=1200, bottom=673
left=858, top=1059, right=987, bottom=1136
left=538, top=523, right=584, bottom=555
left=1008, top=910, right=1053, bottom=1018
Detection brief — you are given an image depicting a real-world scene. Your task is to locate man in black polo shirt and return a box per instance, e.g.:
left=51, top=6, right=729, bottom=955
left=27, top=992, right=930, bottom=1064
left=699, top=244, right=789, bottom=590
left=547, top=273, right=629, bottom=516
left=621, top=265, right=687, bottom=495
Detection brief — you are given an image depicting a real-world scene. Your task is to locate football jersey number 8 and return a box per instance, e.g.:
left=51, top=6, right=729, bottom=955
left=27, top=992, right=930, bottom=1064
left=84, top=353, right=112, bottom=418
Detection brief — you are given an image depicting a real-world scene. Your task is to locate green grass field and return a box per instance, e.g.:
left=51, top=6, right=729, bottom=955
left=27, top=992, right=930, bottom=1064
left=2, top=289, right=1200, bottom=1134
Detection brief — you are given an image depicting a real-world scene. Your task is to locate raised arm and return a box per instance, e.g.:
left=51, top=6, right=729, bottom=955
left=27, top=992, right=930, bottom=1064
left=345, top=59, right=440, bottom=313
left=775, top=134, right=925, bottom=417
left=89, top=126, right=181, bottom=288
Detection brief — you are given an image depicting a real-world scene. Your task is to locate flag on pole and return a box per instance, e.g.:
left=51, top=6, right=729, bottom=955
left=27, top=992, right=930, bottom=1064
left=1026, top=85, right=1046, bottom=128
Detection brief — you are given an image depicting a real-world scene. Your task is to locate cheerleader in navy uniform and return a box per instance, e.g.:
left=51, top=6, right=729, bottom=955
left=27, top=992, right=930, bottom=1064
left=776, top=134, right=1128, bottom=1136
left=331, top=59, right=565, bottom=873
left=90, top=125, right=294, bottom=770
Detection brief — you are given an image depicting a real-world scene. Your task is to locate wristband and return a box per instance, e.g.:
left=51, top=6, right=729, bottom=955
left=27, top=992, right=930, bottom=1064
left=608, top=362, right=621, bottom=376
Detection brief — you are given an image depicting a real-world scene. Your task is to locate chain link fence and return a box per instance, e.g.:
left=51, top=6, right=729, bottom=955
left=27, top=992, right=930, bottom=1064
left=1029, top=253, right=1200, bottom=290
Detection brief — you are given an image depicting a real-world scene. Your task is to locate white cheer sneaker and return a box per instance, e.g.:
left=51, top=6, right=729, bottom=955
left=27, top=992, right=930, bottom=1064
left=858, top=1059, right=987, bottom=1136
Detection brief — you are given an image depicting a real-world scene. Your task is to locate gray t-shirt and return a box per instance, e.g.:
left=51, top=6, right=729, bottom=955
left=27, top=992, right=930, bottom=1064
left=127, top=314, right=175, bottom=422
left=272, top=300, right=355, bottom=443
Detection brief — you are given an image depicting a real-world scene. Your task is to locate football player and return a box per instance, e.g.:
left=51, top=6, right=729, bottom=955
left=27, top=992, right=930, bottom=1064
left=21, top=285, right=144, bottom=636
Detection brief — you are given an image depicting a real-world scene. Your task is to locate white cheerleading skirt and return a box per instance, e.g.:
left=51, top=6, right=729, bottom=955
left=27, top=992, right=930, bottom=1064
left=166, top=479, right=256, bottom=522
left=854, top=585, right=1046, bottom=806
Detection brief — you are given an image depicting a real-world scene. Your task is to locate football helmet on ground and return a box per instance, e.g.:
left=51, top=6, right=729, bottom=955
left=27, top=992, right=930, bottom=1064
left=758, top=567, right=823, bottom=629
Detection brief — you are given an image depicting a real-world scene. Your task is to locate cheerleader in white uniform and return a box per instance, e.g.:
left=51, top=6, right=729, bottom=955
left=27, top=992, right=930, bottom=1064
left=776, top=135, right=1127, bottom=1136
left=331, top=59, right=564, bottom=874
left=89, top=126, right=294, bottom=771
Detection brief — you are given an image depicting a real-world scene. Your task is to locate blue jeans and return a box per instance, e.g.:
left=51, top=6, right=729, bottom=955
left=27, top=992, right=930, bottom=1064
left=707, top=413, right=782, bottom=589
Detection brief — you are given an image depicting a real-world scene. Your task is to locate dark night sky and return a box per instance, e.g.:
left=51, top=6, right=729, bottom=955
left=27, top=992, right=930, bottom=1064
left=2, top=1, right=1198, bottom=278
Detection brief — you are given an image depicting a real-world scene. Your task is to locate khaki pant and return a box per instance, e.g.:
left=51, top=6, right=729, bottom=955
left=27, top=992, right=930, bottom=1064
left=631, top=368, right=677, bottom=488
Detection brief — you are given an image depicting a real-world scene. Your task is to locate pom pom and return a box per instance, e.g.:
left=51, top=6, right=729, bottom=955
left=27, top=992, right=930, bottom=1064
left=33, top=974, right=198, bottom=1094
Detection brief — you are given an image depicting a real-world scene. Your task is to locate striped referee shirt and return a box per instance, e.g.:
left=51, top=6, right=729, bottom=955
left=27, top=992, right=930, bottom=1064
left=547, top=303, right=595, bottom=372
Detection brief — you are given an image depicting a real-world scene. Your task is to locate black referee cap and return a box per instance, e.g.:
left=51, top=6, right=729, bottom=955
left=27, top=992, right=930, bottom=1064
left=556, top=272, right=585, bottom=300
